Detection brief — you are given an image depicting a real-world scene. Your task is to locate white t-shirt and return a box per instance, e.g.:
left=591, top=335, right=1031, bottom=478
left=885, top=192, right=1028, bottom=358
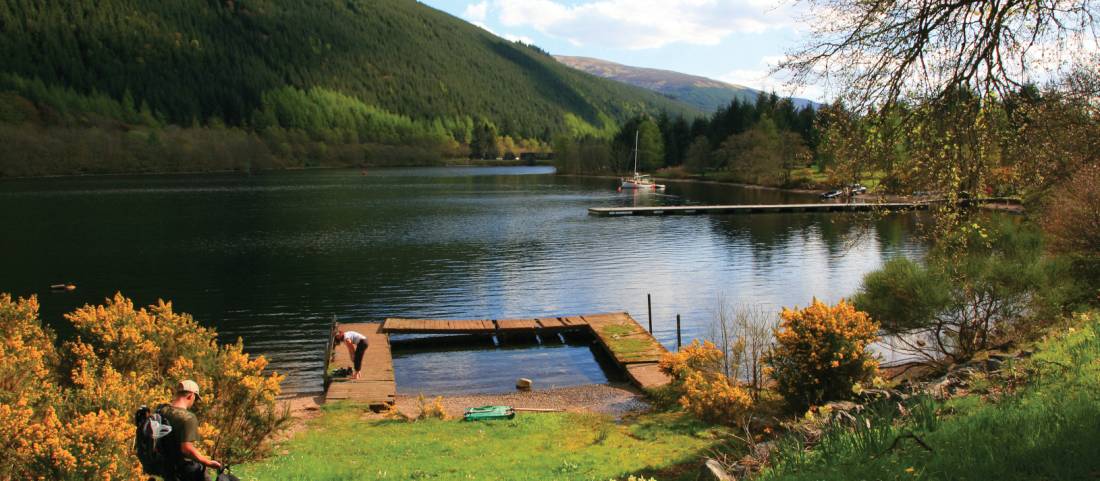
left=343, top=331, right=366, bottom=345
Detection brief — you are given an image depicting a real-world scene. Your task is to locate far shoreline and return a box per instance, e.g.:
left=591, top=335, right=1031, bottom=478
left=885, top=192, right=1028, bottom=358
left=0, top=159, right=554, bottom=181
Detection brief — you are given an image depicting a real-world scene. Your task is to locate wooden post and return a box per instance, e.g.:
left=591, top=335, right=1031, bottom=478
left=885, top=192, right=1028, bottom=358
left=647, top=294, right=653, bottom=334
left=676, top=314, right=681, bottom=351
left=322, top=316, right=337, bottom=389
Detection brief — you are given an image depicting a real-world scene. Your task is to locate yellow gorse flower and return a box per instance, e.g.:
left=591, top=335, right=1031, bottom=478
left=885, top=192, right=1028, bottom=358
left=0, top=293, right=286, bottom=480
left=764, top=298, right=880, bottom=409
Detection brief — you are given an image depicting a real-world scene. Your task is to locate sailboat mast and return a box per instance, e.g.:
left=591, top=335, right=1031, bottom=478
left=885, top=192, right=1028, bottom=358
left=633, top=129, right=639, bottom=175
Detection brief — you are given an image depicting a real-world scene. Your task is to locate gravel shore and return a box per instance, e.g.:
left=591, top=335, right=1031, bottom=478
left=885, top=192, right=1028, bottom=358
left=392, top=382, right=650, bottom=419
left=278, top=382, right=651, bottom=432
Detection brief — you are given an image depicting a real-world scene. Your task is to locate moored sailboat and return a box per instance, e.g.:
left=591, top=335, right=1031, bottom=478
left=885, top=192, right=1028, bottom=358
left=620, top=130, right=665, bottom=191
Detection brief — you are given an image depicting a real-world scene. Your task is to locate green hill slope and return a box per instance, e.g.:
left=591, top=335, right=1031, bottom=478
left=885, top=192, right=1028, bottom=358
left=0, top=0, right=697, bottom=166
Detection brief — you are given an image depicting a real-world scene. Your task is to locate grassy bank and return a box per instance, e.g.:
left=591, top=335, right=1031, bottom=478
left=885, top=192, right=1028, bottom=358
left=236, top=309, right=1098, bottom=481
left=759, top=311, right=1100, bottom=481
left=235, top=409, right=726, bottom=481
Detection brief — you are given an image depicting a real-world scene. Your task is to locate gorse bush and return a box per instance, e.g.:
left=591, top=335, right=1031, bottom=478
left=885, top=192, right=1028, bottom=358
left=764, top=299, right=879, bottom=411
left=0, top=293, right=286, bottom=481
left=659, top=340, right=724, bottom=383
left=680, top=370, right=754, bottom=425
left=0, top=293, right=143, bottom=481
left=659, top=340, right=754, bottom=425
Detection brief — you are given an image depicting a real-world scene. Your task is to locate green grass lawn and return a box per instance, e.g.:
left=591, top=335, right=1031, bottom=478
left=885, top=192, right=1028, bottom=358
left=235, top=408, right=726, bottom=481
left=758, top=311, right=1100, bottom=481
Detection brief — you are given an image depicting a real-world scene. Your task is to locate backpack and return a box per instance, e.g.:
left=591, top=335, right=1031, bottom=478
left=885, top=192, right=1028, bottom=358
left=216, top=466, right=241, bottom=481
left=133, top=404, right=174, bottom=475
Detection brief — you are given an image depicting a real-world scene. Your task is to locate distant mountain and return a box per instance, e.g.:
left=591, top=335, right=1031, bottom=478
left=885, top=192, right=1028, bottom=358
left=554, top=56, right=818, bottom=112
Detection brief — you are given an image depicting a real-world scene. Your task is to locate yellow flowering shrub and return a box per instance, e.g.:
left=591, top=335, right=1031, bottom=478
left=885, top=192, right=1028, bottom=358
left=416, top=393, right=448, bottom=420
left=680, top=370, right=754, bottom=425
left=0, top=294, right=56, bottom=404
left=0, top=293, right=286, bottom=480
left=658, top=340, right=724, bottom=382
left=63, top=293, right=287, bottom=463
left=763, top=298, right=880, bottom=411
left=659, top=340, right=754, bottom=426
left=0, top=294, right=68, bottom=480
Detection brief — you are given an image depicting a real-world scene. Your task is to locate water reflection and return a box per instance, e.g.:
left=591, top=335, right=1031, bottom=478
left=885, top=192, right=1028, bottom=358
left=0, top=167, right=924, bottom=394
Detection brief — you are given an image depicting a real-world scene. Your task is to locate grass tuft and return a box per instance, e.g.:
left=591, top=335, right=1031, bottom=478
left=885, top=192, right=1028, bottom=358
left=236, top=405, right=725, bottom=480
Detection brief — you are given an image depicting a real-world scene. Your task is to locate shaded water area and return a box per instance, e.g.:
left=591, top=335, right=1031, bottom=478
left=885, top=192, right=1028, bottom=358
left=0, top=167, right=924, bottom=395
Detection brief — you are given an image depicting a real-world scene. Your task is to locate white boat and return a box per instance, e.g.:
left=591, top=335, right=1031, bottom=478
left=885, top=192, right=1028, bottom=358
left=620, top=130, right=665, bottom=191
left=621, top=173, right=665, bottom=190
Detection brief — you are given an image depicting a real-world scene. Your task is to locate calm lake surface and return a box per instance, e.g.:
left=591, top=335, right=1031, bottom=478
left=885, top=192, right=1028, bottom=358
left=0, top=166, right=924, bottom=395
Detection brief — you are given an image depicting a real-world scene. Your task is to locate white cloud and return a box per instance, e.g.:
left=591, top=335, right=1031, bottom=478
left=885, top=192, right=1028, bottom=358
left=502, top=33, right=536, bottom=45
left=720, top=56, right=826, bottom=101
left=463, top=1, right=489, bottom=22
left=487, top=0, right=797, bottom=50
left=469, top=20, right=536, bottom=46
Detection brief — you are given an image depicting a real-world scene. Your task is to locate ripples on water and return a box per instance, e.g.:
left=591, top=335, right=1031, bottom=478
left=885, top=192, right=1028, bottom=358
left=0, top=167, right=924, bottom=395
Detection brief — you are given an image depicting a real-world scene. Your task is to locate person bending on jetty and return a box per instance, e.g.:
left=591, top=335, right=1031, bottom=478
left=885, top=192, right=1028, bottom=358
left=161, top=380, right=222, bottom=481
left=335, top=329, right=369, bottom=379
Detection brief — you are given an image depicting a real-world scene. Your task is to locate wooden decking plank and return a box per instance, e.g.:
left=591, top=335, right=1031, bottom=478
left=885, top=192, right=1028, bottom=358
left=497, top=318, right=540, bottom=331
left=624, top=363, right=672, bottom=390
left=581, top=312, right=630, bottom=324
left=536, top=318, right=567, bottom=329
left=560, top=316, right=588, bottom=326
left=380, top=318, right=497, bottom=334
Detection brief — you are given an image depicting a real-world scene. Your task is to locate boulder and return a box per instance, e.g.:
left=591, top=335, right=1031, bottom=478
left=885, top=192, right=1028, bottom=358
left=702, top=459, right=736, bottom=481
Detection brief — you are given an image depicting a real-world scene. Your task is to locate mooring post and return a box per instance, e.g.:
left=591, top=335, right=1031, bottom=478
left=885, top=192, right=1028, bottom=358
left=647, top=293, right=653, bottom=334
left=676, top=314, right=682, bottom=351
left=322, top=315, right=337, bottom=389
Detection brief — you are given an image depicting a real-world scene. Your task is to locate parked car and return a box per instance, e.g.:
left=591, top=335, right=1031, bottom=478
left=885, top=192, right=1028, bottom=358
left=820, top=190, right=842, bottom=199
left=848, top=184, right=867, bottom=195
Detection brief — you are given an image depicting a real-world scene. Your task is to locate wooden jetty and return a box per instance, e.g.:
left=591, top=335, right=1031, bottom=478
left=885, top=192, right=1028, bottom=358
left=587, top=197, right=1022, bottom=217
left=588, top=202, right=927, bottom=217
left=323, top=312, right=671, bottom=408
left=324, top=322, right=396, bottom=409
left=580, top=313, right=671, bottom=389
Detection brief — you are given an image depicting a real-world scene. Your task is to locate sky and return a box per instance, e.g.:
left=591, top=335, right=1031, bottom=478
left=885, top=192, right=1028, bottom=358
left=419, top=0, right=826, bottom=102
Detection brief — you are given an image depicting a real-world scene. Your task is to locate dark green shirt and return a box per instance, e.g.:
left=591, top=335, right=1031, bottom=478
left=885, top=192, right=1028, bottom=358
left=160, top=405, right=200, bottom=460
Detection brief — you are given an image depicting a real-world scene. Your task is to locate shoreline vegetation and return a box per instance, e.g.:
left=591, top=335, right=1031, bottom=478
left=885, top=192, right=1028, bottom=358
left=0, top=158, right=555, bottom=181
left=250, top=308, right=1099, bottom=481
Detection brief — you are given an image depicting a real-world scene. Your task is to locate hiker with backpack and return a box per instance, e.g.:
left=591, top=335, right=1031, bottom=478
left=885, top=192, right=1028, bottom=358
left=334, top=329, right=368, bottom=379
left=135, top=380, right=223, bottom=481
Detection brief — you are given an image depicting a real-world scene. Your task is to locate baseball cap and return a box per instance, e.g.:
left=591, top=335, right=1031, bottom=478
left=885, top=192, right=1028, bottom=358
left=177, top=379, right=202, bottom=401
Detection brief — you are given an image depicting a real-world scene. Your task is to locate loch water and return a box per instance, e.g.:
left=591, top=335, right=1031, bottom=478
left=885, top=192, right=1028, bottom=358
left=0, top=166, right=924, bottom=395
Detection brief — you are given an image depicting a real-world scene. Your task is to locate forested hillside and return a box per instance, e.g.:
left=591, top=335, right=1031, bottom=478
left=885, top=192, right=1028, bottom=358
left=555, top=92, right=821, bottom=189
left=0, top=0, right=698, bottom=176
